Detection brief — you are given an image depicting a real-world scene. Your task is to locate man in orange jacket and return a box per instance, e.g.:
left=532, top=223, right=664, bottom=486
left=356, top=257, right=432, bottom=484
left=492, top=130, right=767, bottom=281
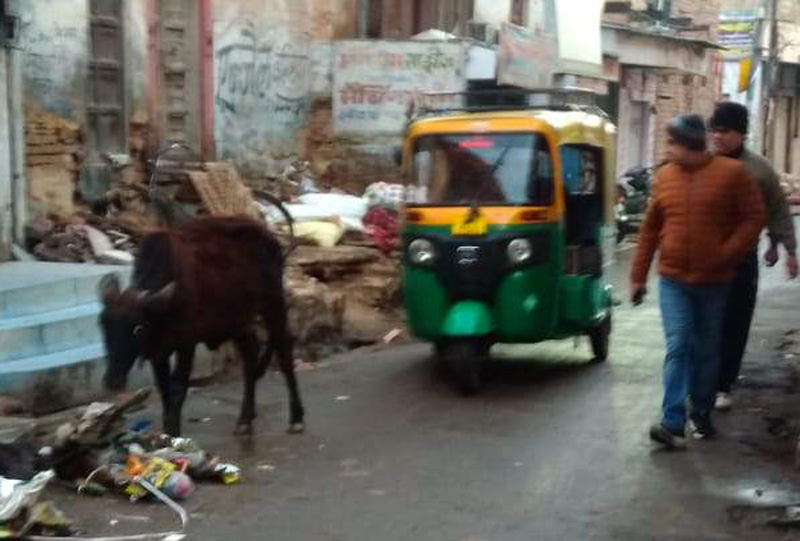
left=630, top=114, right=765, bottom=449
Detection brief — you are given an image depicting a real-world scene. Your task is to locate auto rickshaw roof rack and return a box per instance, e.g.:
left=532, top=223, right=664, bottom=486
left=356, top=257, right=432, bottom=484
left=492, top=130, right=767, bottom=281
left=408, top=87, right=609, bottom=121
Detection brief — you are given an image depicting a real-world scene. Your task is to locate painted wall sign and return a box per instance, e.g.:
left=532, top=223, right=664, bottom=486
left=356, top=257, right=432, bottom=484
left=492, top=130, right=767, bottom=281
left=333, top=40, right=466, bottom=137
left=497, top=22, right=558, bottom=89
left=718, top=11, right=759, bottom=59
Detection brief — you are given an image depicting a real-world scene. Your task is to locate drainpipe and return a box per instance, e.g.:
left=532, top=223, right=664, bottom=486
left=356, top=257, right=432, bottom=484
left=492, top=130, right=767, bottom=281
left=8, top=44, right=23, bottom=245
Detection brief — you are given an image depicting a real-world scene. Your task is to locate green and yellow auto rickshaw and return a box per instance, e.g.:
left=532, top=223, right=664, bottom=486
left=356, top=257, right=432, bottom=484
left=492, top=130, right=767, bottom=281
left=400, top=89, right=617, bottom=393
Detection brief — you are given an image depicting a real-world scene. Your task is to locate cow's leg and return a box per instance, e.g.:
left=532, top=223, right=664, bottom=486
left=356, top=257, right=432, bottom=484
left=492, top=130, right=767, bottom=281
left=233, top=332, right=260, bottom=436
left=150, top=354, right=175, bottom=435
left=264, top=297, right=305, bottom=434
left=165, top=345, right=195, bottom=437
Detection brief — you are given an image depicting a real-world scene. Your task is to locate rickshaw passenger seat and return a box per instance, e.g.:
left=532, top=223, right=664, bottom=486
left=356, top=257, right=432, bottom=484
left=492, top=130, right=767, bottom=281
left=564, top=194, right=600, bottom=246
left=564, top=194, right=602, bottom=276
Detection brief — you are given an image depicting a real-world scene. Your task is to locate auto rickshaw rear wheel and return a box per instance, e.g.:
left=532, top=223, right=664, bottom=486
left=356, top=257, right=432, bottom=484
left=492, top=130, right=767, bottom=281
left=589, top=312, right=612, bottom=362
left=438, top=340, right=488, bottom=395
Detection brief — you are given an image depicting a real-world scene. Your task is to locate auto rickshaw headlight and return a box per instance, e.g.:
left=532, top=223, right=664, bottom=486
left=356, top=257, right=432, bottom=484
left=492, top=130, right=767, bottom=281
left=409, top=239, right=436, bottom=265
left=507, top=238, right=533, bottom=264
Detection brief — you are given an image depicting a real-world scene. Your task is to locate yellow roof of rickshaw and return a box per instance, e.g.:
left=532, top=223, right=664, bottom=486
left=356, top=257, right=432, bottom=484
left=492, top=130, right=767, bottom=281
left=407, top=109, right=616, bottom=148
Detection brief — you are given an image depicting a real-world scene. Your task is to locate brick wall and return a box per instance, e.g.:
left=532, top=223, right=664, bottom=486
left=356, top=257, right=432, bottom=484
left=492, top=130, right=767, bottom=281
left=25, top=109, right=82, bottom=220
left=652, top=71, right=720, bottom=163
left=646, top=0, right=722, bottom=162
left=310, top=0, right=359, bottom=40
left=673, top=0, right=722, bottom=40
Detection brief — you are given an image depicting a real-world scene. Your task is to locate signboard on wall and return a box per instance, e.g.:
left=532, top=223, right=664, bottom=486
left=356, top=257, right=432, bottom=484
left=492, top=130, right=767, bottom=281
left=333, top=40, right=467, bottom=137
left=718, top=11, right=759, bottom=59
left=497, top=22, right=558, bottom=89
left=555, top=0, right=604, bottom=76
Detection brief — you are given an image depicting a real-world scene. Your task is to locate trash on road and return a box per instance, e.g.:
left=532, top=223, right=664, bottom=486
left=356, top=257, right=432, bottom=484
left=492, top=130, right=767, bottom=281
left=3, top=389, right=242, bottom=538
left=0, top=470, right=55, bottom=522
left=0, top=470, right=75, bottom=538
left=382, top=328, right=403, bottom=344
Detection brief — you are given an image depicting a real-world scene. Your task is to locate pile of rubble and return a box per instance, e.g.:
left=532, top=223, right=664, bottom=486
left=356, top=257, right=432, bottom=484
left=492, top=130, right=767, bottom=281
left=24, top=216, right=136, bottom=265
left=20, top=157, right=407, bottom=361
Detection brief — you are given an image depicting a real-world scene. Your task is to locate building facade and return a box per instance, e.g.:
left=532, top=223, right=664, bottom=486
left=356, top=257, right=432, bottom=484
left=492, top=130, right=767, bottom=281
left=719, top=0, right=800, bottom=184
left=0, top=0, right=726, bottom=240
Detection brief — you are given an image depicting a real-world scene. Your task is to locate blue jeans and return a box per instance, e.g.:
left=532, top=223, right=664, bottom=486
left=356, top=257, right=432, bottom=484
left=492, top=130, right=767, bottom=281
left=659, top=277, right=730, bottom=433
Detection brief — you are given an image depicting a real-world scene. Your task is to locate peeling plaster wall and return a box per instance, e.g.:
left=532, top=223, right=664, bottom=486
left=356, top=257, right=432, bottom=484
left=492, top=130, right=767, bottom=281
left=14, top=0, right=89, bottom=121
left=213, top=0, right=314, bottom=178
left=311, top=0, right=358, bottom=40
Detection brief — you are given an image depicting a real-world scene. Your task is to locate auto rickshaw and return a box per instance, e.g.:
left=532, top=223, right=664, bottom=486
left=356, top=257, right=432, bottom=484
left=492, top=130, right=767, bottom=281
left=400, top=89, right=617, bottom=393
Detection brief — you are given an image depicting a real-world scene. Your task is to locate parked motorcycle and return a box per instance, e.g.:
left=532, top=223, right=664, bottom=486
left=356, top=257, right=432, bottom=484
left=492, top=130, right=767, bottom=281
left=615, top=166, right=652, bottom=244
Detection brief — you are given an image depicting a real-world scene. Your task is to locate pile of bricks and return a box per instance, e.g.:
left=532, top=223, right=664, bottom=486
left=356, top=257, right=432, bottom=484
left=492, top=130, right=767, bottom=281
left=25, top=109, right=83, bottom=219
left=26, top=109, right=82, bottom=172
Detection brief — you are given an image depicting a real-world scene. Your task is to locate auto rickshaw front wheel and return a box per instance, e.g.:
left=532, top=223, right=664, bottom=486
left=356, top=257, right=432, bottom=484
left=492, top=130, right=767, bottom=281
left=436, top=340, right=489, bottom=395
left=589, top=312, right=612, bottom=362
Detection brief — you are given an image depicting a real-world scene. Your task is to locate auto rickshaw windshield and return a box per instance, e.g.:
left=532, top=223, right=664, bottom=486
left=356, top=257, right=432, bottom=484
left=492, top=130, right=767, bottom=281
left=409, top=133, right=554, bottom=206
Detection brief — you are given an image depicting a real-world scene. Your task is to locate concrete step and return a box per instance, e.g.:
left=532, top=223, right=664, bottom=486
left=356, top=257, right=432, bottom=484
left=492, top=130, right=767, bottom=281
left=0, top=262, right=226, bottom=414
left=0, top=262, right=130, bottom=319
left=0, top=302, right=103, bottom=363
left=0, top=343, right=151, bottom=414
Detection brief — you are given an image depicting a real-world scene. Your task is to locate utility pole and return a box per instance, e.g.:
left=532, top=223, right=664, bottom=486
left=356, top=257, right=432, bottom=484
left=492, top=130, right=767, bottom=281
left=764, top=0, right=779, bottom=159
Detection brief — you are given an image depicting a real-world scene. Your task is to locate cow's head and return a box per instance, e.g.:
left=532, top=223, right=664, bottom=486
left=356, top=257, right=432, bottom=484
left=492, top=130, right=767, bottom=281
left=98, top=273, right=175, bottom=390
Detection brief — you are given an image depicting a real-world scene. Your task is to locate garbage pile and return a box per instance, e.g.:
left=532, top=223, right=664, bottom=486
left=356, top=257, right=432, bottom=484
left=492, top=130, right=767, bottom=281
left=0, top=389, right=237, bottom=538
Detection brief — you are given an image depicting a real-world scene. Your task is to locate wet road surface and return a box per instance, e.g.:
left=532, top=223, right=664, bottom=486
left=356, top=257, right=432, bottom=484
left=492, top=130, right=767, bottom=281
left=55, top=243, right=800, bottom=541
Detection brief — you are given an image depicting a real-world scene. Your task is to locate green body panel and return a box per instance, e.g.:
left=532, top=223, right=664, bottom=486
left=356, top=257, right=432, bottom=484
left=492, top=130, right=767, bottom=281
left=442, top=301, right=496, bottom=336
left=402, top=267, right=450, bottom=339
left=402, top=221, right=612, bottom=344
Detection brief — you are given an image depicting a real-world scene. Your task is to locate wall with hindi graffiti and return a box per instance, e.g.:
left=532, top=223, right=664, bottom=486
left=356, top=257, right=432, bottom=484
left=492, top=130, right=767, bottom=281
left=213, top=0, right=315, bottom=178
left=332, top=40, right=467, bottom=139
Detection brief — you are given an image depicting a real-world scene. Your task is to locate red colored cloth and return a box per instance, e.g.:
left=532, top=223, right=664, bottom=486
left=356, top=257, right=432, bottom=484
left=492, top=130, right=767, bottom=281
left=363, top=207, right=399, bottom=255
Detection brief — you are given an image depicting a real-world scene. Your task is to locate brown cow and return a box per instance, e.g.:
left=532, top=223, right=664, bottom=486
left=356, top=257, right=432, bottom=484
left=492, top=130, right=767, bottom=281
left=98, top=217, right=304, bottom=437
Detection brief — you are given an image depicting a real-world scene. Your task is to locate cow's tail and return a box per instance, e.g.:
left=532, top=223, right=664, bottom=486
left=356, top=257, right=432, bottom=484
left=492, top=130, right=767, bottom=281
left=254, top=189, right=297, bottom=258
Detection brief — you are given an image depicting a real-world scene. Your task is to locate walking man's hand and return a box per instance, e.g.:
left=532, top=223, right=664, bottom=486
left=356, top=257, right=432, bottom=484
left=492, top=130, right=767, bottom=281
left=764, top=244, right=779, bottom=267
left=631, top=283, right=647, bottom=306
left=787, top=253, right=799, bottom=280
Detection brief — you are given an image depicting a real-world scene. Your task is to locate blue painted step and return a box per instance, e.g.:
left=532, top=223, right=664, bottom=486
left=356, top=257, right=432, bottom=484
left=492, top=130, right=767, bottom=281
left=0, top=262, right=130, bottom=319
left=0, top=302, right=103, bottom=363
left=0, top=262, right=225, bottom=414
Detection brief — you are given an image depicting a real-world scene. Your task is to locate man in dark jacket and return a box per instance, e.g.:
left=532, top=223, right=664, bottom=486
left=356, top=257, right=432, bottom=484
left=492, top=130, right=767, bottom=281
left=630, top=115, right=766, bottom=448
left=709, top=102, right=798, bottom=411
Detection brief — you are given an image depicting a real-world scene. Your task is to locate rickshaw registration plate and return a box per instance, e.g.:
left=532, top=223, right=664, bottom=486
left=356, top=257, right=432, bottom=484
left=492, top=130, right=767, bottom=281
left=451, top=216, right=488, bottom=236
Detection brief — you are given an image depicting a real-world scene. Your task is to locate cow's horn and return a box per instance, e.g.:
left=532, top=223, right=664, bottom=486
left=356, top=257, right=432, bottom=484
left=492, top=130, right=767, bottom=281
left=141, top=282, right=176, bottom=312
left=98, top=273, right=121, bottom=303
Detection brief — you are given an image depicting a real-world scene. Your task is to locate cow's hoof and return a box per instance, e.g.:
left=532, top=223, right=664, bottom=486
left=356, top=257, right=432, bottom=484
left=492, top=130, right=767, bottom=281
left=234, top=423, right=254, bottom=436
left=287, top=423, right=305, bottom=434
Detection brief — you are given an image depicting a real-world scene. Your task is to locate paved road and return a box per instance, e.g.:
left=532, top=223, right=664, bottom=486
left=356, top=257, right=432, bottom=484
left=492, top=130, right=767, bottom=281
left=56, top=247, right=800, bottom=541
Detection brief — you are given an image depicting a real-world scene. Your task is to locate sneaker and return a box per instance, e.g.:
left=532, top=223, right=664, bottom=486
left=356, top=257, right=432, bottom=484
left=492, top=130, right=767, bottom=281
left=689, top=415, right=718, bottom=439
left=649, top=423, right=687, bottom=449
left=715, top=392, right=733, bottom=411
